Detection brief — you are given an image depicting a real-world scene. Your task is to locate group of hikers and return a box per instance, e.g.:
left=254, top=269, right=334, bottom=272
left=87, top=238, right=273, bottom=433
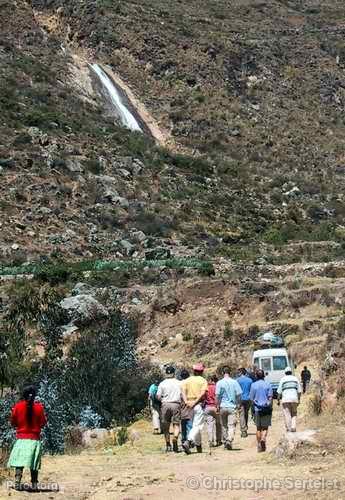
left=148, top=363, right=312, bottom=454
left=3, top=364, right=312, bottom=492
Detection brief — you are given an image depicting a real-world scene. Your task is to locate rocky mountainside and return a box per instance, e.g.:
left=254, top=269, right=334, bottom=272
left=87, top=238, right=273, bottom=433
left=2, top=0, right=345, bottom=268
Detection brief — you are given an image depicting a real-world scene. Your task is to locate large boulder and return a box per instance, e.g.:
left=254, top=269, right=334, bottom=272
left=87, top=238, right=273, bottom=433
left=119, top=239, right=135, bottom=256
left=94, top=175, right=129, bottom=208
left=60, top=294, right=108, bottom=326
left=82, top=428, right=110, bottom=448
left=272, top=430, right=318, bottom=459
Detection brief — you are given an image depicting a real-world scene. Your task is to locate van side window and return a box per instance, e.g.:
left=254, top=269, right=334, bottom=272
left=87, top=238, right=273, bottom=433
left=273, top=356, right=288, bottom=370
left=261, top=358, right=272, bottom=372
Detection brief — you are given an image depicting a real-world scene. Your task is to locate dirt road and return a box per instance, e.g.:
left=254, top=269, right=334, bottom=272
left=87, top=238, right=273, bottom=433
left=1, top=403, right=345, bottom=500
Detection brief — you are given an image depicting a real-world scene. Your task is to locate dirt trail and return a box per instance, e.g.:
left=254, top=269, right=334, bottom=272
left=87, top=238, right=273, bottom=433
left=2, top=401, right=345, bottom=500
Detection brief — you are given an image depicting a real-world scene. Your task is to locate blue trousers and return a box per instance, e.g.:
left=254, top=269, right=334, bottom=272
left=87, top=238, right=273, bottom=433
left=181, top=418, right=193, bottom=442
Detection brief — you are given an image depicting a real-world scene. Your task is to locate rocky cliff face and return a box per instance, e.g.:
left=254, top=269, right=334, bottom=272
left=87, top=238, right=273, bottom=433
left=2, top=0, right=345, bottom=268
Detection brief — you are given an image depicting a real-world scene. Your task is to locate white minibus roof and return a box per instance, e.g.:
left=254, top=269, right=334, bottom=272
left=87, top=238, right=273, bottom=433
left=253, top=348, right=289, bottom=358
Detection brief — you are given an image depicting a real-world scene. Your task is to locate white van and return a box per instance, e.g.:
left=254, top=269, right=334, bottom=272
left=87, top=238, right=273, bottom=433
left=252, top=348, right=294, bottom=395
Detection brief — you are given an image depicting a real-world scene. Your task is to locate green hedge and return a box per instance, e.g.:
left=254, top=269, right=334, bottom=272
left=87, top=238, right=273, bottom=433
left=0, top=258, right=215, bottom=278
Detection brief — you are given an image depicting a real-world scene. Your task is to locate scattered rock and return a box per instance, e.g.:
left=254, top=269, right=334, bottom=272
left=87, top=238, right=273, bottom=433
left=111, top=195, right=129, bottom=209
left=132, top=159, right=144, bottom=175
left=66, top=158, right=84, bottom=174
left=61, top=324, right=79, bottom=338
left=72, top=282, right=95, bottom=296
left=283, top=186, right=300, bottom=197
left=131, top=230, right=147, bottom=244
left=60, top=294, right=109, bottom=326
left=39, top=207, right=52, bottom=215
left=118, top=168, right=131, bottom=178
left=120, top=239, right=135, bottom=256
left=94, top=175, right=129, bottom=208
left=175, top=333, right=183, bottom=343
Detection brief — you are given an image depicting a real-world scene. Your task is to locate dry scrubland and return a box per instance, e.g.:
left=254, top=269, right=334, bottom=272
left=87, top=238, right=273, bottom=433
left=2, top=1, right=345, bottom=264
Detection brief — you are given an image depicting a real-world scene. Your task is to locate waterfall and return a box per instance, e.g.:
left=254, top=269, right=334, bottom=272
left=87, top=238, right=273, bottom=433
left=90, top=63, right=142, bottom=132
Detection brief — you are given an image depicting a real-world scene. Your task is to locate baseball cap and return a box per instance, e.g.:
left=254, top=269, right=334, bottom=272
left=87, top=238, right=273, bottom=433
left=166, top=365, right=175, bottom=375
left=193, top=362, right=205, bottom=372
left=285, top=366, right=292, bottom=374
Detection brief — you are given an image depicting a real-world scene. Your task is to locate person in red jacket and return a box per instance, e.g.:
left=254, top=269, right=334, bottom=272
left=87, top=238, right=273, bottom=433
left=8, top=386, right=47, bottom=491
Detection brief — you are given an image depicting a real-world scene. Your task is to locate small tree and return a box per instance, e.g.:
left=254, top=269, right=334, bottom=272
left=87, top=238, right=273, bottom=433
left=37, top=377, right=68, bottom=454
left=0, top=392, right=16, bottom=450
left=62, top=312, right=138, bottom=424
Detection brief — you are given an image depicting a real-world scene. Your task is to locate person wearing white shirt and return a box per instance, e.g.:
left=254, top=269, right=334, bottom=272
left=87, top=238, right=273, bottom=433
left=277, top=366, right=302, bottom=432
left=156, top=366, right=182, bottom=452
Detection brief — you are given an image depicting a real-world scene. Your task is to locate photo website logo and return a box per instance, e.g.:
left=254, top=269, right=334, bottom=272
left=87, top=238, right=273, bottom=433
left=185, top=475, right=341, bottom=492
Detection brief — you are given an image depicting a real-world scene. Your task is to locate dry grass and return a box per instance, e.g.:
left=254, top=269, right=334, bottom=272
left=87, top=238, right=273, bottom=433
left=306, top=400, right=345, bottom=456
left=0, top=448, right=10, bottom=483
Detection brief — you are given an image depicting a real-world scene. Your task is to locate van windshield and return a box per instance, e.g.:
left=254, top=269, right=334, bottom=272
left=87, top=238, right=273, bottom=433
left=273, top=356, right=288, bottom=370
left=261, top=358, right=272, bottom=372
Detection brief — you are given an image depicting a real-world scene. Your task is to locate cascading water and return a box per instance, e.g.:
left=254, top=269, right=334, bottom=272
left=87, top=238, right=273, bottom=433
left=90, top=63, right=142, bottom=132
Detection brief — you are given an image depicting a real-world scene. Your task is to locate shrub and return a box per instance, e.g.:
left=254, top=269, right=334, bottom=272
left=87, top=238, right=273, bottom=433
left=263, top=227, right=287, bottom=245
left=36, top=265, right=71, bottom=285
left=224, top=321, right=233, bottom=340
left=64, top=426, right=84, bottom=454
left=83, top=159, right=103, bottom=175
left=309, top=392, right=322, bottom=415
left=87, top=270, right=130, bottom=287
left=13, top=132, right=32, bottom=148
left=198, top=261, right=215, bottom=276
left=248, top=324, right=260, bottom=338
left=37, top=377, right=68, bottom=454
left=60, top=313, right=156, bottom=425
left=116, top=426, right=128, bottom=446
left=22, top=109, right=67, bottom=130
left=182, top=332, right=192, bottom=342
left=0, top=392, right=16, bottom=450
left=135, top=211, right=175, bottom=237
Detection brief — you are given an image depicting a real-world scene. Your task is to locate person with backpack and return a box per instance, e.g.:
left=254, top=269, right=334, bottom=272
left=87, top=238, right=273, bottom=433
left=148, top=379, right=161, bottom=434
left=156, top=366, right=182, bottom=452
left=8, top=386, right=47, bottom=491
left=277, top=366, right=302, bottom=432
left=249, top=370, right=273, bottom=452
left=215, top=366, right=242, bottom=450
left=236, top=367, right=253, bottom=438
